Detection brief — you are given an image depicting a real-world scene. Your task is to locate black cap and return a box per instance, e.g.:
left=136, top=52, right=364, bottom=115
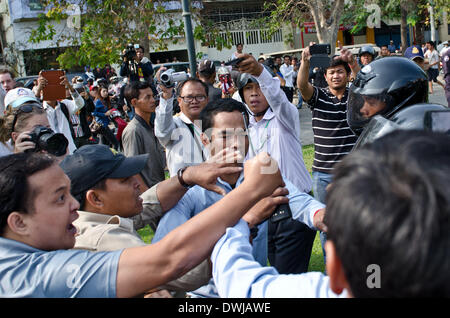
left=60, top=144, right=149, bottom=196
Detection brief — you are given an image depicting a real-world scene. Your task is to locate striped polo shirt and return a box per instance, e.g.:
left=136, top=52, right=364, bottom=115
left=306, top=86, right=357, bottom=173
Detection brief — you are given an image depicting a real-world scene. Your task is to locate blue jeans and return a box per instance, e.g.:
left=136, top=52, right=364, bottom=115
left=312, top=170, right=333, bottom=270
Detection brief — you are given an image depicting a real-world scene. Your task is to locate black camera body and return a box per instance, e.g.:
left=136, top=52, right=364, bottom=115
left=309, top=43, right=332, bottom=72
left=123, top=44, right=138, bottom=61
left=25, top=126, right=68, bottom=157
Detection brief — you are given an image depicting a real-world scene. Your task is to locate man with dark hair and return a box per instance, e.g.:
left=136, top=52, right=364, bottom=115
left=297, top=46, right=359, bottom=260
left=122, top=81, right=165, bottom=190
left=280, top=55, right=294, bottom=102
left=197, top=59, right=222, bottom=103
left=153, top=97, right=326, bottom=297
left=120, top=45, right=154, bottom=83
left=236, top=54, right=317, bottom=275
left=155, top=78, right=209, bottom=176
left=0, top=149, right=284, bottom=297
left=60, top=144, right=243, bottom=296
left=212, top=130, right=450, bottom=297
left=0, top=69, right=16, bottom=114
left=376, top=45, right=390, bottom=59
left=424, top=41, right=445, bottom=94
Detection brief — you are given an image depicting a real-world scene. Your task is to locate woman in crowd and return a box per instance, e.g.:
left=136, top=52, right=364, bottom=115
left=0, top=102, right=68, bottom=159
left=92, top=85, right=119, bottom=150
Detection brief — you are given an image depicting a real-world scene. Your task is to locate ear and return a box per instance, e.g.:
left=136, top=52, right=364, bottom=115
left=200, top=132, right=210, bottom=147
left=11, top=131, right=19, bottom=142
left=6, top=212, right=30, bottom=236
left=325, top=240, right=352, bottom=297
left=85, top=189, right=104, bottom=210
left=130, top=97, right=138, bottom=108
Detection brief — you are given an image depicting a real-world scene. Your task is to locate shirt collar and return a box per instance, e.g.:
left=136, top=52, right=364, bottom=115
left=216, top=170, right=245, bottom=190
left=134, top=113, right=153, bottom=130
left=249, top=107, right=274, bottom=125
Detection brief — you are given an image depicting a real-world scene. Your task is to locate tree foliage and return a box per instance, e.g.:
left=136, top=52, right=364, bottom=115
left=28, top=0, right=209, bottom=69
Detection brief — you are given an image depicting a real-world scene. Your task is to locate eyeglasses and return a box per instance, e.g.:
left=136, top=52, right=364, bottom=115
left=11, top=103, right=43, bottom=132
left=179, top=95, right=207, bottom=103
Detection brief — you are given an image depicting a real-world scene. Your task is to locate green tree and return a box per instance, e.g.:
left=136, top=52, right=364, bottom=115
left=28, top=0, right=224, bottom=69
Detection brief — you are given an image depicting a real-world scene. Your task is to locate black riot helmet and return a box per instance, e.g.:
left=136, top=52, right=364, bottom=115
left=347, top=57, right=428, bottom=136
left=354, top=103, right=449, bottom=148
left=358, top=45, right=376, bottom=59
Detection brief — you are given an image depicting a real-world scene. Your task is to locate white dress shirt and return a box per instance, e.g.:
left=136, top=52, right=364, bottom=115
left=279, top=63, right=294, bottom=88
left=246, top=67, right=312, bottom=193
left=154, top=96, right=207, bottom=177
left=43, top=91, right=85, bottom=154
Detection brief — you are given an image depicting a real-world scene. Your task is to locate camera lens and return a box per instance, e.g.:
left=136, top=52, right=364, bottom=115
left=43, top=133, right=69, bottom=157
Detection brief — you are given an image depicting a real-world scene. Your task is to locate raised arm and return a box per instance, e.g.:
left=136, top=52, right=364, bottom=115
left=297, top=46, right=315, bottom=102
left=115, top=152, right=284, bottom=297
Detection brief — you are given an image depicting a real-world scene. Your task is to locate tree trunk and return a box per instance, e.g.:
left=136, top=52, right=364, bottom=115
left=400, top=6, right=408, bottom=54
left=415, top=20, right=425, bottom=45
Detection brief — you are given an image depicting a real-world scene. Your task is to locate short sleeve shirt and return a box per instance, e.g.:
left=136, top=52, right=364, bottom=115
left=0, top=237, right=122, bottom=297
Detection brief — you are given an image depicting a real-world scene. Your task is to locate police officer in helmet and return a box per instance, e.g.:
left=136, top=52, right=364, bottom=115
left=347, top=56, right=449, bottom=146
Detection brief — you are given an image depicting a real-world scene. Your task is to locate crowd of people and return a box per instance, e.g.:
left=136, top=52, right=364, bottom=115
left=0, top=36, right=449, bottom=299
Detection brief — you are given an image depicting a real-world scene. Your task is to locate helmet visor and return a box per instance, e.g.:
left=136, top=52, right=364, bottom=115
left=353, top=115, right=400, bottom=150
left=347, top=84, right=391, bottom=135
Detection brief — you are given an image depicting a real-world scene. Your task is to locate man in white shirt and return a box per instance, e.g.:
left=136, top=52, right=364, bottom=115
left=34, top=72, right=85, bottom=154
left=235, top=54, right=315, bottom=275
left=155, top=78, right=209, bottom=176
left=425, top=41, right=445, bottom=94
left=279, top=55, right=295, bottom=102
left=231, top=43, right=244, bottom=61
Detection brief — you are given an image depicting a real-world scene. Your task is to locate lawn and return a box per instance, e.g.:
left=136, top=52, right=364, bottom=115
left=138, top=144, right=326, bottom=273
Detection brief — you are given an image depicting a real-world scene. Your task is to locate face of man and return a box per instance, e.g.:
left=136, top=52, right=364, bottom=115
left=136, top=48, right=144, bottom=62
left=236, top=44, right=243, bottom=54
left=206, top=111, right=249, bottom=163
left=360, top=53, right=373, bottom=65
left=412, top=57, right=425, bottom=70
left=0, top=73, right=15, bottom=92
left=275, top=57, right=282, bottom=66
left=380, top=47, right=389, bottom=57
left=19, top=164, right=80, bottom=250
left=284, top=57, right=291, bottom=65
left=360, top=96, right=387, bottom=119
left=324, top=65, right=349, bottom=91
left=178, top=81, right=208, bottom=121
left=95, top=175, right=143, bottom=218
left=132, top=87, right=156, bottom=115
left=242, top=82, right=269, bottom=116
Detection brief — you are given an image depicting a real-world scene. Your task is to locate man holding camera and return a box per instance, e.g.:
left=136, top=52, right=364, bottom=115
left=120, top=45, right=154, bottom=83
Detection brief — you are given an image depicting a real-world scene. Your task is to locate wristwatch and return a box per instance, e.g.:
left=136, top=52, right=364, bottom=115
left=177, top=167, right=192, bottom=189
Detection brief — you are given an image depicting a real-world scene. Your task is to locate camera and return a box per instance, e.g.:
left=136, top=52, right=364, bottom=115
left=25, top=126, right=69, bottom=157
left=160, top=69, right=188, bottom=88
left=122, top=43, right=139, bottom=61
left=309, top=44, right=331, bottom=55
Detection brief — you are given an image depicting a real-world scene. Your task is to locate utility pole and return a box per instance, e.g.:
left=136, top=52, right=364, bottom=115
left=428, top=0, right=436, bottom=42
left=181, top=0, right=197, bottom=78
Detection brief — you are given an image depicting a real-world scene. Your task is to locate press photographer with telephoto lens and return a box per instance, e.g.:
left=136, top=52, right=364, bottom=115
left=119, top=44, right=154, bottom=83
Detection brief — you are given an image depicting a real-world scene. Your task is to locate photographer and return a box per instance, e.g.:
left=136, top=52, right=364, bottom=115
left=0, top=89, right=68, bottom=159
left=92, top=85, right=120, bottom=150
left=120, top=44, right=154, bottom=83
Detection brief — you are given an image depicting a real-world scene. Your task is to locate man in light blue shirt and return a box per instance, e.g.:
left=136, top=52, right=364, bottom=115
left=212, top=130, right=450, bottom=297
left=152, top=98, right=326, bottom=297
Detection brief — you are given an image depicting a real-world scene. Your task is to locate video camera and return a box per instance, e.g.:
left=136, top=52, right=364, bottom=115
left=24, top=126, right=68, bottom=157
left=160, top=69, right=188, bottom=88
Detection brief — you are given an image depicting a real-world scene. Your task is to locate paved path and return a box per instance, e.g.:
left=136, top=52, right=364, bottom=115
left=295, top=79, right=448, bottom=146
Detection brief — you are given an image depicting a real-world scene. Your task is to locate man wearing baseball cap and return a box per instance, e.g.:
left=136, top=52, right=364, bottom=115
left=60, top=143, right=244, bottom=296
left=404, top=45, right=426, bottom=69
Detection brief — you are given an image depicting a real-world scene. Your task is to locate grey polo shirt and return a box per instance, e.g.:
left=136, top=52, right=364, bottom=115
left=0, top=237, right=121, bottom=297
left=122, top=114, right=166, bottom=188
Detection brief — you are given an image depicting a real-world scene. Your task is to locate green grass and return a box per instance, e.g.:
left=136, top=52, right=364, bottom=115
left=138, top=144, right=325, bottom=273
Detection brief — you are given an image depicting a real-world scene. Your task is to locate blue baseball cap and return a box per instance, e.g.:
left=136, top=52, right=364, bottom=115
left=60, top=144, right=149, bottom=197
left=404, top=45, right=424, bottom=61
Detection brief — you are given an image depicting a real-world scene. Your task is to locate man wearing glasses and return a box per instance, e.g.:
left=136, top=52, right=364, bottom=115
left=155, top=78, right=209, bottom=176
